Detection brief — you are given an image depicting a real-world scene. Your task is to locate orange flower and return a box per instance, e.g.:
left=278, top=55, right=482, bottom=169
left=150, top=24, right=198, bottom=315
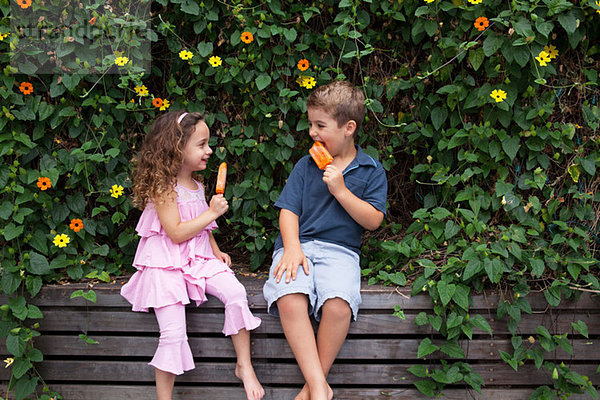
left=89, top=16, right=96, bottom=25
left=37, top=177, right=51, bottom=190
left=241, top=31, right=254, bottom=44
left=152, top=98, right=164, bottom=108
left=69, top=218, right=84, bottom=232
left=474, top=17, right=489, bottom=31
left=297, top=59, right=309, bottom=71
left=19, top=82, right=33, bottom=95
left=16, top=0, right=31, bottom=9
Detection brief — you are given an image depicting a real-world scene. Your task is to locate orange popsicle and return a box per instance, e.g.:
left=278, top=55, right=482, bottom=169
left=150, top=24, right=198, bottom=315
left=215, top=162, right=227, bottom=194
left=309, top=141, right=333, bottom=170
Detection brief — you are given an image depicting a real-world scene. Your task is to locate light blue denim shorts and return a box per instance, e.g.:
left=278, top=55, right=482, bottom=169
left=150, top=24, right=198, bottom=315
left=262, top=240, right=361, bottom=321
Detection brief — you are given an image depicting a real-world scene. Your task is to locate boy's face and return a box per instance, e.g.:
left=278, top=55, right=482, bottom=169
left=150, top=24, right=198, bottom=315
left=307, top=107, right=355, bottom=155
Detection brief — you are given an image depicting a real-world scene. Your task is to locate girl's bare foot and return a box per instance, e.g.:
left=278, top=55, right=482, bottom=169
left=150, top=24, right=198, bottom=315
left=235, top=362, right=265, bottom=400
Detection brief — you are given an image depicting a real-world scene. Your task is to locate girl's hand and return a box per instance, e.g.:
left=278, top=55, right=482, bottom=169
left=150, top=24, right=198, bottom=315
left=273, top=246, right=309, bottom=284
left=209, top=194, right=229, bottom=217
left=214, top=250, right=231, bottom=267
left=322, top=165, right=346, bottom=196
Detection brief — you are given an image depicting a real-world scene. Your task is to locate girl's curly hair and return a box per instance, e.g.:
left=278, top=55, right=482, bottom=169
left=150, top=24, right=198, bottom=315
left=131, top=111, right=205, bottom=209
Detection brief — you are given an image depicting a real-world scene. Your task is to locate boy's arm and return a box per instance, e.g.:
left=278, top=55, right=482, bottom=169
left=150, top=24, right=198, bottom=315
left=273, top=209, right=309, bottom=283
left=323, top=165, right=384, bottom=231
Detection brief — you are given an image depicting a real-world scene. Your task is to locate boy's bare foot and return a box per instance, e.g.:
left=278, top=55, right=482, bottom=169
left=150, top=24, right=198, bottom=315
left=294, top=384, right=310, bottom=400
left=235, top=363, right=265, bottom=400
left=295, top=382, right=333, bottom=400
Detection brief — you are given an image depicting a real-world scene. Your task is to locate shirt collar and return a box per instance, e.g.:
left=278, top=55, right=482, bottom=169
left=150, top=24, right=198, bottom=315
left=343, top=145, right=378, bottom=174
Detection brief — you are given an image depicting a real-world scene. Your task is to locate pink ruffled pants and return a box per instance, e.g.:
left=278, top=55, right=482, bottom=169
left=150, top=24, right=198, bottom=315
left=149, top=271, right=260, bottom=375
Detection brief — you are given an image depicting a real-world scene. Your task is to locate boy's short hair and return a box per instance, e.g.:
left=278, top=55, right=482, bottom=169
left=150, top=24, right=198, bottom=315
left=306, top=81, right=365, bottom=136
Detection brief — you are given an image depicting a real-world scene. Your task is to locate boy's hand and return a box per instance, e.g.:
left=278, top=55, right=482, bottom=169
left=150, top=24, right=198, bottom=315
left=322, top=165, right=346, bottom=196
left=273, top=247, right=309, bottom=284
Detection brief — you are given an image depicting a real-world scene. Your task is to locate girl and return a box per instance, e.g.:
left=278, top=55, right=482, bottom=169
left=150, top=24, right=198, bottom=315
left=121, top=111, right=264, bottom=400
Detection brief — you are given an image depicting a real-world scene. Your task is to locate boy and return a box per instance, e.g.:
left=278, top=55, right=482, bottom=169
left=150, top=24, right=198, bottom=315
left=263, top=81, right=388, bottom=400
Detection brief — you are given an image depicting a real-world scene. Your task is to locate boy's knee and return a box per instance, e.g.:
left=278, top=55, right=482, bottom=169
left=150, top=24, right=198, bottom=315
left=277, top=293, right=309, bottom=314
left=321, top=297, right=352, bottom=320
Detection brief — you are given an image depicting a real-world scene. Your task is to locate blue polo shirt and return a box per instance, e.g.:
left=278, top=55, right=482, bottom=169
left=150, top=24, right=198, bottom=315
left=274, top=145, right=387, bottom=255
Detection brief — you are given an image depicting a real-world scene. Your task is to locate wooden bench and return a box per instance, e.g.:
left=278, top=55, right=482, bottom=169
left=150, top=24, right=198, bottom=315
left=1, top=275, right=599, bottom=399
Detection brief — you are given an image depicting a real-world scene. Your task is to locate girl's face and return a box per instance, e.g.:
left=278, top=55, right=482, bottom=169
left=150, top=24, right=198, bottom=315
left=180, top=121, right=212, bottom=174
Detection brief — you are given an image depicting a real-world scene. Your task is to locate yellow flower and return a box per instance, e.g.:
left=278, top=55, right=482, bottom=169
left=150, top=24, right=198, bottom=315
left=0, top=32, right=10, bottom=41
left=179, top=50, right=193, bottom=60
left=4, top=358, right=14, bottom=368
left=468, top=0, right=483, bottom=3
left=115, top=56, right=129, bottom=66
left=208, top=56, right=222, bottom=67
left=535, top=51, right=551, bottom=67
left=544, top=44, right=558, bottom=59
left=296, top=75, right=316, bottom=89
left=110, top=184, right=124, bottom=198
left=134, top=85, right=149, bottom=96
left=424, top=0, right=435, bottom=3
left=596, top=0, right=600, bottom=14
left=53, top=234, right=70, bottom=248
left=501, top=195, right=507, bottom=205
left=527, top=336, right=536, bottom=344
left=490, top=89, right=507, bottom=103
left=159, top=99, right=171, bottom=111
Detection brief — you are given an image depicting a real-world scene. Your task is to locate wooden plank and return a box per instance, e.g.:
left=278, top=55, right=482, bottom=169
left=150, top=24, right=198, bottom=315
left=3, top=277, right=598, bottom=311
left=7, top=385, right=594, bottom=400
left=1, top=361, right=597, bottom=386
left=35, top=309, right=600, bottom=335
left=8, top=336, right=599, bottom=361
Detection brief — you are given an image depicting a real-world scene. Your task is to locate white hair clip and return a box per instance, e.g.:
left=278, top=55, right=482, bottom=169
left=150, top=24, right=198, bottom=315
left=177, top=112, right=188, bottom=124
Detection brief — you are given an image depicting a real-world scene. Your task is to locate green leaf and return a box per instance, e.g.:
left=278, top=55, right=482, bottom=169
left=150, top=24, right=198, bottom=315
left=530, top=258, right=545, bottom=276
left=501, top=136, right=520, bottom=161
left=4, top=222, right=24, bottom=241
left=181, top=0, right=200, bottom=15
left=27, top=252, right=50, bottom=275
left=484, top=258, right=504, bottom=283
left=417, top=338, right=440, bottom=358
left=255, top=74, right=272, bottom=91
left=408, top=365, right=428, bottom=378
left=463, top=259, right=482, bottom=281
left=12, top=358, right=32, bottom=379
left=14, top=376, right=38, bottom=400
left=440, top=342, right=465, bottom=358
left=437, top=281, right=456, bottom=306
left=468, top=48, right=485, bottom=71
left=571, top=320, right=589, bottom=338
left=453, top=284, right=470, bottom=311
left=557, top=10, right=578, bottom=34
left=196, top=42, right=214, bottom=58
left=6, top=334, right=26, bottom=357
left=444, top=220, right=461, bottom=239
left=27, top=304, right=43, bottom=319
left=471, top=314, right=493, bottom=335
left=414, top=380, right=437, bottom=397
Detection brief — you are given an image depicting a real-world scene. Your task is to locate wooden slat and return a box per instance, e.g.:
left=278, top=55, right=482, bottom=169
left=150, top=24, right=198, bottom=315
left=7, top=385, right=595, bottom=400
left=3, top=277, right=598, bottom=311
left=7, top=336, right=598, bottom=361
left=0, top=361, right=597, bottom=386
left=35, top=309, right=600, bottom=335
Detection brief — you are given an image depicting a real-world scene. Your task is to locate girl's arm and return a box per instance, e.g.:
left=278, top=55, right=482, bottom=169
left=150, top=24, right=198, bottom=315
left=154, top=192, right=228, bottom=244
left=209, top=231, right=231, bottom=266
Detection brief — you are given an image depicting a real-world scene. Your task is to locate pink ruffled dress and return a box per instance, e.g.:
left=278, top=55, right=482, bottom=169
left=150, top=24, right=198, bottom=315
left=120, top=182, right=260, bottom=327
